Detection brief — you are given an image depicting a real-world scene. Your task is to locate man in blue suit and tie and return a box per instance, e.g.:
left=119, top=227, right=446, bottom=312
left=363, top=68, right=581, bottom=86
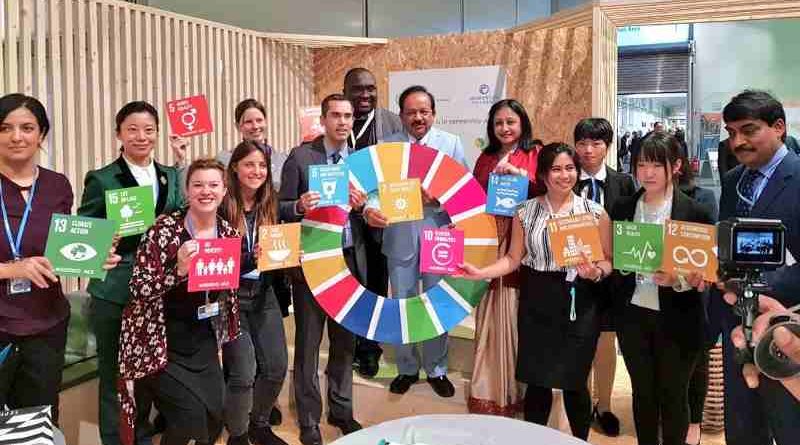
left=364, top=85, right=466, bottom=398
left=716, top=90, right=800, bottom=445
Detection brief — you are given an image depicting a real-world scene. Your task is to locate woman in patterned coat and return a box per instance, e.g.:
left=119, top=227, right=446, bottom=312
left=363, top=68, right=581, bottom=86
left=118, top=159, right=240, bottom=445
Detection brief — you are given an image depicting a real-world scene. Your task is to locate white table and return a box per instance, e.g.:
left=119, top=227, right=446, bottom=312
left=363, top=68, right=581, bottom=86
left=330, top=414, right=590, bottom=445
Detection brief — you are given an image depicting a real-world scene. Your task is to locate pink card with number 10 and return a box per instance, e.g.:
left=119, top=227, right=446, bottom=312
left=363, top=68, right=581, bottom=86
left=420, top=228, right=464, bottom=275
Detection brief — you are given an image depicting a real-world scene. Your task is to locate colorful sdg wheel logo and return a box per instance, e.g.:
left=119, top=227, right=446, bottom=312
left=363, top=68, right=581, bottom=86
left=300, top=142, right=498, bottom=344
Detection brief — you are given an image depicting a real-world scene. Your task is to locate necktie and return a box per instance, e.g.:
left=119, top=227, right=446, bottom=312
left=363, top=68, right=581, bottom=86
left=735, top=169, right=764, bottom=217
left=579, top=178, right=603, bottom=203
left=330, top=152, right=342, bottom=165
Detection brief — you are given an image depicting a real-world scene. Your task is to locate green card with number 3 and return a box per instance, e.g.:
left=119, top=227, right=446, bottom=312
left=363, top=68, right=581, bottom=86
left=44, top=214, right=117, bottom=280
left=612, top=221, right=664, bottom=274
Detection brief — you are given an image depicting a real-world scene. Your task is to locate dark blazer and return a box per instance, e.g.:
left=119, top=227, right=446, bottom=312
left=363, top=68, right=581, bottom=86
left=576, top=166, right=636, bottom=311
left=610, top=188, right=713, bottom=349
left=78, top=156, right=184, bottom=305
left=278, top=136, right=367, bottom=281
left=717, top=138, right=740, bottom=183
left=719, top=149, right=800, bottom=308
left=374, top=108, right=403, bottom=141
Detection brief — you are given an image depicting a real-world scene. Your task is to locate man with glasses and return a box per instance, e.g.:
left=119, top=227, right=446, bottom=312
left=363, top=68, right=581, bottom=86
left=364, top=85, right=465, bottom=398
left=716, top=89, right=800, bottom=445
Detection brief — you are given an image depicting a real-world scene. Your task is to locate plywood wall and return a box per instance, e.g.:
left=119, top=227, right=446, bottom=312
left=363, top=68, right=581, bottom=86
left=313, top=27, right=593, bottom=147
left=0, top=0, right=314, bottom=205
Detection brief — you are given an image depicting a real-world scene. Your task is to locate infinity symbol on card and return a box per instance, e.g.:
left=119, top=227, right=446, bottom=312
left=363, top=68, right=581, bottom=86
left=672, top=246, right=708, bottom=267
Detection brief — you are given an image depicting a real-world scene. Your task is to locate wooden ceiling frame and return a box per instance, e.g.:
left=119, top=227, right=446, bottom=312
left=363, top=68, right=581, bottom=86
left=590, top=0, right=800, bottom=144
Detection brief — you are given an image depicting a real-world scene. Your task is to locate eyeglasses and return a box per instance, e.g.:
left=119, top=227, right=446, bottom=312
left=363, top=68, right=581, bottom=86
left=402, top=109, right=433, bottom=118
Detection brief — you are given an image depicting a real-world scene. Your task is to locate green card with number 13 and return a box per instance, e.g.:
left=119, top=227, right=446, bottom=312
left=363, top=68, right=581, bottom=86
left=44, top=214, right=117, bottom=280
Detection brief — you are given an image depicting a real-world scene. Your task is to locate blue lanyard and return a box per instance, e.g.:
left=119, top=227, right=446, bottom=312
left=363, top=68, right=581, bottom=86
left=0, top=177, right=38, bottom=260
left=242, top=215, right=257, bottom=253
left=185, top=214, right=218, bottom=239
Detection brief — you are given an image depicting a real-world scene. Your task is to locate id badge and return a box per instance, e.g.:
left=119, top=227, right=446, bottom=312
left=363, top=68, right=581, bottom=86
left=197, top=302, right=220, bottom=320
left=8, top=278, right=32, bottom=295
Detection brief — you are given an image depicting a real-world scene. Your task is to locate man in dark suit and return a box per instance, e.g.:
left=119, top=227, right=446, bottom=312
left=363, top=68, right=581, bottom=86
left=572, top=118, right=636, bottom=437
left=716, top=90, right=800, bottom=445
left=279, top=94, right=366, bottom=445
left=717, top=138, right=740, bottom=186
left=343, top=67, right=403, bottom=378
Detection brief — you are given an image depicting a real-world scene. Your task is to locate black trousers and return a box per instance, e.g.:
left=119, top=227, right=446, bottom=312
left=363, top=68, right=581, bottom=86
left=0, top=319, right=68, bottom=425
left=354, top=234, right=387, bottom=360
left=687, top=347, right=709, bottom=424
left=617, top=305, right=701, bottom=445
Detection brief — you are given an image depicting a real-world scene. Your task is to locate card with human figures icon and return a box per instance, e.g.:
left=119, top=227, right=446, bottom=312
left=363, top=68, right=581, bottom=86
left=188, top=238, right=242, bottom=292
left=105, top=185, right=155, bottom=237
left=258, top=223, right=301, bottom=271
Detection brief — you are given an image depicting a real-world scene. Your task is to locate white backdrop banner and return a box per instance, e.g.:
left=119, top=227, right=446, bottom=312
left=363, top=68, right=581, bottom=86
left=388, top=66, right=507, bottom=168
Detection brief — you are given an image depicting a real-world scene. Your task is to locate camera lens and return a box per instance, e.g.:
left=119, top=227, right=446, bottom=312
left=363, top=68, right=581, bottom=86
left=754, top=317, right=800, bottom=380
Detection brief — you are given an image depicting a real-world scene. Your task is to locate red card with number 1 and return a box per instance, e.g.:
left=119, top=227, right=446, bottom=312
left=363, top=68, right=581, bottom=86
left=188, top=238, right=242, bottom=292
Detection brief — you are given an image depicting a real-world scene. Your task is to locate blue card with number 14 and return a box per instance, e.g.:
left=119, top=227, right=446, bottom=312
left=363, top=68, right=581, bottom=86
left=487, top=173, right=529, bottom=216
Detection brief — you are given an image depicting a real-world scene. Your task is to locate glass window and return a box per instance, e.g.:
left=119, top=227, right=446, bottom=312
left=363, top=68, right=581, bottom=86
left=518, top=0, right=551, bottom=24
left=618, top=24, right=690, bottom=47
left=150, top=0, right=364, bottom=36
left=368, top=0, right=461, bottom=37
left=464, top=0, right=515, bottom=32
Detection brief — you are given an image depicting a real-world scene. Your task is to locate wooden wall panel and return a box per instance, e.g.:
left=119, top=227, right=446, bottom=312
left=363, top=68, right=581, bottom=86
left=313, top=28, right=593, bottom=147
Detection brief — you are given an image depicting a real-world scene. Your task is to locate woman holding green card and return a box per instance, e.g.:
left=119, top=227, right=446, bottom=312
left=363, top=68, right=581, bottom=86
left=609, top=132, right=711, bottom=445
left=78, top=100, right=184, bottom=445
left=0, top=93, right=120, bottom=424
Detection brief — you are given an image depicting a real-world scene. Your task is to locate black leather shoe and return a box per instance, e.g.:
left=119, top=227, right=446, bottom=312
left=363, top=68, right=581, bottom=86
left=269, top=406, right=282, bottom=426
left=593, top=404, right=620, bottom=436
left=299, top=425, right=323, bottom=445
left=327, top=416, right=363, bottom=435
left=356, top=353, right=380, bottom=378
left=249, top=425, right=289, bottom=445
left=426, top=375, right=455, bottom=398
left=389, top=373, right=419, bottom=394
left=227, top=432, right=250, bottom=445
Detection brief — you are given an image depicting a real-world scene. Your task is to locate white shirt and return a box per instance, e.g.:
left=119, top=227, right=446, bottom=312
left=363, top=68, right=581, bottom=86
left=123, top=155, right=158, bottom=200
left=630, top=195, right=672, bottom=312
left=579, top=165, right=608, bottom=206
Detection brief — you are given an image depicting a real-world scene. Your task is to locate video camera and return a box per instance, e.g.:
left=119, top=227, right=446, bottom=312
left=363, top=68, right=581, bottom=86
left=718, top=217, right=800, bottom=380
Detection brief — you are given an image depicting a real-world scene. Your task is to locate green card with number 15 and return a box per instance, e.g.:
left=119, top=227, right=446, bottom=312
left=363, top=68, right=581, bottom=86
left=45, top=214, right=117, bottom=280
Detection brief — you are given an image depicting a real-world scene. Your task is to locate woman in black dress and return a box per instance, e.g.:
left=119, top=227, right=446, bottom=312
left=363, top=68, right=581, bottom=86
left=460, top=143, right=612, bottom=439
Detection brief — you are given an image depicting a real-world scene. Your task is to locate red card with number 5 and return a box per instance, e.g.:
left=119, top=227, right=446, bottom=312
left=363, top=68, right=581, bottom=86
left=167, top=95, right=213, bottom=137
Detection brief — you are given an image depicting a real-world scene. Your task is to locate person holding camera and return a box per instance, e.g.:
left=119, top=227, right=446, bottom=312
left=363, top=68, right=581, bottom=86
left=720, top=292, right=800, bottom=400
left=609, top=132, right=712, bottom=445
left=715, top=90, right=800, bottom=445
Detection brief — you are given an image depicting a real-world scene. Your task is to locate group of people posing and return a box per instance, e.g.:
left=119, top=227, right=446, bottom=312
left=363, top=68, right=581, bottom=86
left=0, top=64, right=798, bottom=445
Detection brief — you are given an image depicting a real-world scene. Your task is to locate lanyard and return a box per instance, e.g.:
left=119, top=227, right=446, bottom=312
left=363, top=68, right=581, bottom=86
left=349, top=110, right=375, bottom=148
left=185, top=214, right=218, bottom=303
left=544, top=193, right=578, bottom=321
left=242, top=214, right=257, bottom=253
left=0, top=175, right=38, bottom=260
left=735, top=169, right=763, bottom=208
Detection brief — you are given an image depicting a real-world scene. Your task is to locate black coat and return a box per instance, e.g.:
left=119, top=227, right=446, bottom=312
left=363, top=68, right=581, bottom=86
left=610, top=188, right=713, bottom=350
